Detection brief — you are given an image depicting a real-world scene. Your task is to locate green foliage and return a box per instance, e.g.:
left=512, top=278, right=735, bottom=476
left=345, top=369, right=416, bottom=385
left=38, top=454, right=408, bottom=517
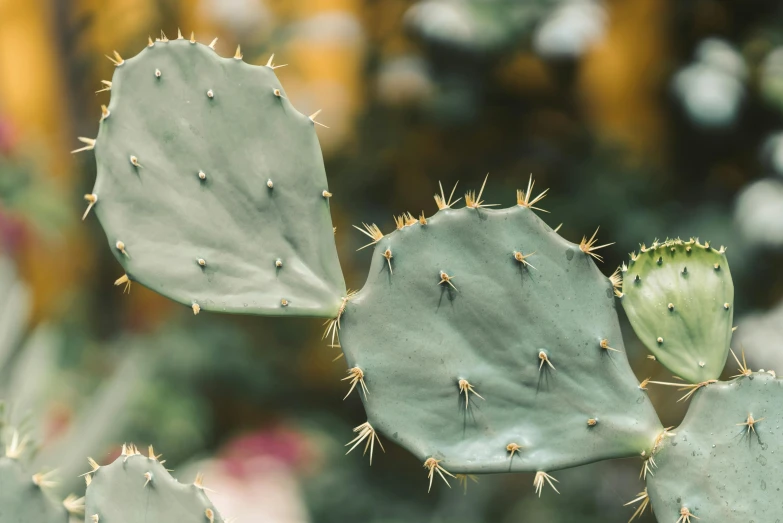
left=84, top=444, right=222, bottom=523
left=80, top=36, right=345, bottom=318
left=646, top=372, right=781, bottom=522
left=620, top=239, right=734, bottom=383
left=338, top=183, right=662, bottom=482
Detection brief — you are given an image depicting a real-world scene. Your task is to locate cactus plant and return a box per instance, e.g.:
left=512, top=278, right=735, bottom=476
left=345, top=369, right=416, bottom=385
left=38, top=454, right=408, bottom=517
left=74, top=32, right=345, bottom=317
left=337, top=180, right=663, bottom=483
left=0, top=259, right=84, bottom=522
left=619, top=239, right=733, bottom=383
left=0, top=453, right=80, bottom=523
left=72, top=31, right=783, bottom=523
left=0, top=256, right=153, bottom=518
left=0, top=427, right=84, bottom=523
left=83, top=444, right=224, bottom=523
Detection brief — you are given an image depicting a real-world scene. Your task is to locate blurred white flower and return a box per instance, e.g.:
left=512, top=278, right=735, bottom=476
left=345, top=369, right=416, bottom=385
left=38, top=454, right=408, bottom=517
left=671, top=38, right=746, bottom=128
left=533, top=0, right=607, bottom=58
left=672, top=63, right=744, bottom=128
left=759, top=47, right=783, bottom=113
left=376, top=56, right=434, bottom=106
left=199, top=0, right=273, bottom=36
left=761, top=132, right=783, bottom=175
left=695, top=38, right=747, bottom=80
left=736, top=299, right=783, bottom=372
left=404, top=1, right=475, bottom=47
left=734, top=178, right=783, bottom=247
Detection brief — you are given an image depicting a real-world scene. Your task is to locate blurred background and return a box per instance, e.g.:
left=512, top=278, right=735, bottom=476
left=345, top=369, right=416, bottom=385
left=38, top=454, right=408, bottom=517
left=1, top=0, right=783, bottom=521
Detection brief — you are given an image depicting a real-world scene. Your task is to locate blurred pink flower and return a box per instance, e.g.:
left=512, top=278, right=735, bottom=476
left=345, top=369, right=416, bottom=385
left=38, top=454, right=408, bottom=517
left=0, top=117, right=17, bottom=155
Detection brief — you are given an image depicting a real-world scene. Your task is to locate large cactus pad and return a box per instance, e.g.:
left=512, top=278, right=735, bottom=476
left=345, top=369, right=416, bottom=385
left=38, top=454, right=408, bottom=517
left=339, top=193, right=663, bottom=477
left=84, top=444, right=223, bottom=523
left=647, top=372, right=782, bottom=522
left=79, top=35, right=345, bottom=317
left=620, top=239, right=734, bottom=383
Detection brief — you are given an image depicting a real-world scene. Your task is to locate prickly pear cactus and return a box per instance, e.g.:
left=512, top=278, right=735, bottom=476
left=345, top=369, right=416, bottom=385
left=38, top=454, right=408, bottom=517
left=337, top=179, right=663, bottom=483
left=75, top=33, right=345, bottom=317
left=0, top=431, right=81, bottom=523
left=620, top=239, right=733, bottom=383
left=84, top=444, right=223, bottom=523
left=646, top=371, right=782, bottom=522
left=0, top=458, right=69, bottom=523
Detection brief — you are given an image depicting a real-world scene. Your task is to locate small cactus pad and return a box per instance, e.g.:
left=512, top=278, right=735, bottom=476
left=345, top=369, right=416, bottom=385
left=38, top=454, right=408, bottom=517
left=0, top=458, right=69, bottom=523
left=339, top=199, right=663, bottom=474
left=84, top=445, right=223, bottom=523
left=647, top=372, right=782, bottom=521
left=620, top=239, right=733, bottom=383
left=81, top=38, right=345, bottom=317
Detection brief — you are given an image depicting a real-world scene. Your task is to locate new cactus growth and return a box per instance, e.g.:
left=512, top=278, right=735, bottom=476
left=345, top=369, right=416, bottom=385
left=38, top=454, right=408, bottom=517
left=76, top=36, right=345, bottom=317
left=620, top=239, right=734, bottom=383
left=83, top=444, right=223, bottom=523
left=338, top=179, right=663, bottom=479
left=645, top=371, right=782, bottom=522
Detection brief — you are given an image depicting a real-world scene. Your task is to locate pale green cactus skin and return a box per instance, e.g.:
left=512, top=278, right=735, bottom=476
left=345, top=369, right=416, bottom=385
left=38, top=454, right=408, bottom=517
left=83, top=37, right=345, bottom=317
left=0, top=458, right=68, bottom=523
left=339, top=199, right=663, bottom=476
left=621, top=239, right=733, bottom=383
left=646, top=372, right=782, bottom=522
left=85, top=446, right=222, bottom=523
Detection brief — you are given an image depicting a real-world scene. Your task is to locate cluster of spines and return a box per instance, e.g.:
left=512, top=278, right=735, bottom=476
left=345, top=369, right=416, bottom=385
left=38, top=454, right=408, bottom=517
left=620, top=237, right=726, bottom=278
left=73, top=30, right=332, bottom=314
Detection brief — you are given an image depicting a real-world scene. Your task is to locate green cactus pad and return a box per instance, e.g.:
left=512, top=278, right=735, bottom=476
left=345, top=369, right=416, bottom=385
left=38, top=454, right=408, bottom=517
left=85, top=445, right=223, bottom=523
left=647, top=372, right=782, bottom=522
left=620, top=239, right=733, bottom=383
left=80, top=36, right=345, bottom=317
left=0, top=458, right=69, bottom=523
left=339, top=198, right=663, bottom=476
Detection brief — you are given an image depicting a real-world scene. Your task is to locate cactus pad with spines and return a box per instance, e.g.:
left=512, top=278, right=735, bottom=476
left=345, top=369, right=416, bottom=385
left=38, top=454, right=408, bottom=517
left=82, top=36, right=345, bottom=317
left=647, top=372, right=782, bottom=522
left=339, top=192, right=663, bottom=475
left=0, top=457, right=70, bottom=523
left=620, top=239, right=733, bottom=383
left=84, top=445, right=223, bottom=523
